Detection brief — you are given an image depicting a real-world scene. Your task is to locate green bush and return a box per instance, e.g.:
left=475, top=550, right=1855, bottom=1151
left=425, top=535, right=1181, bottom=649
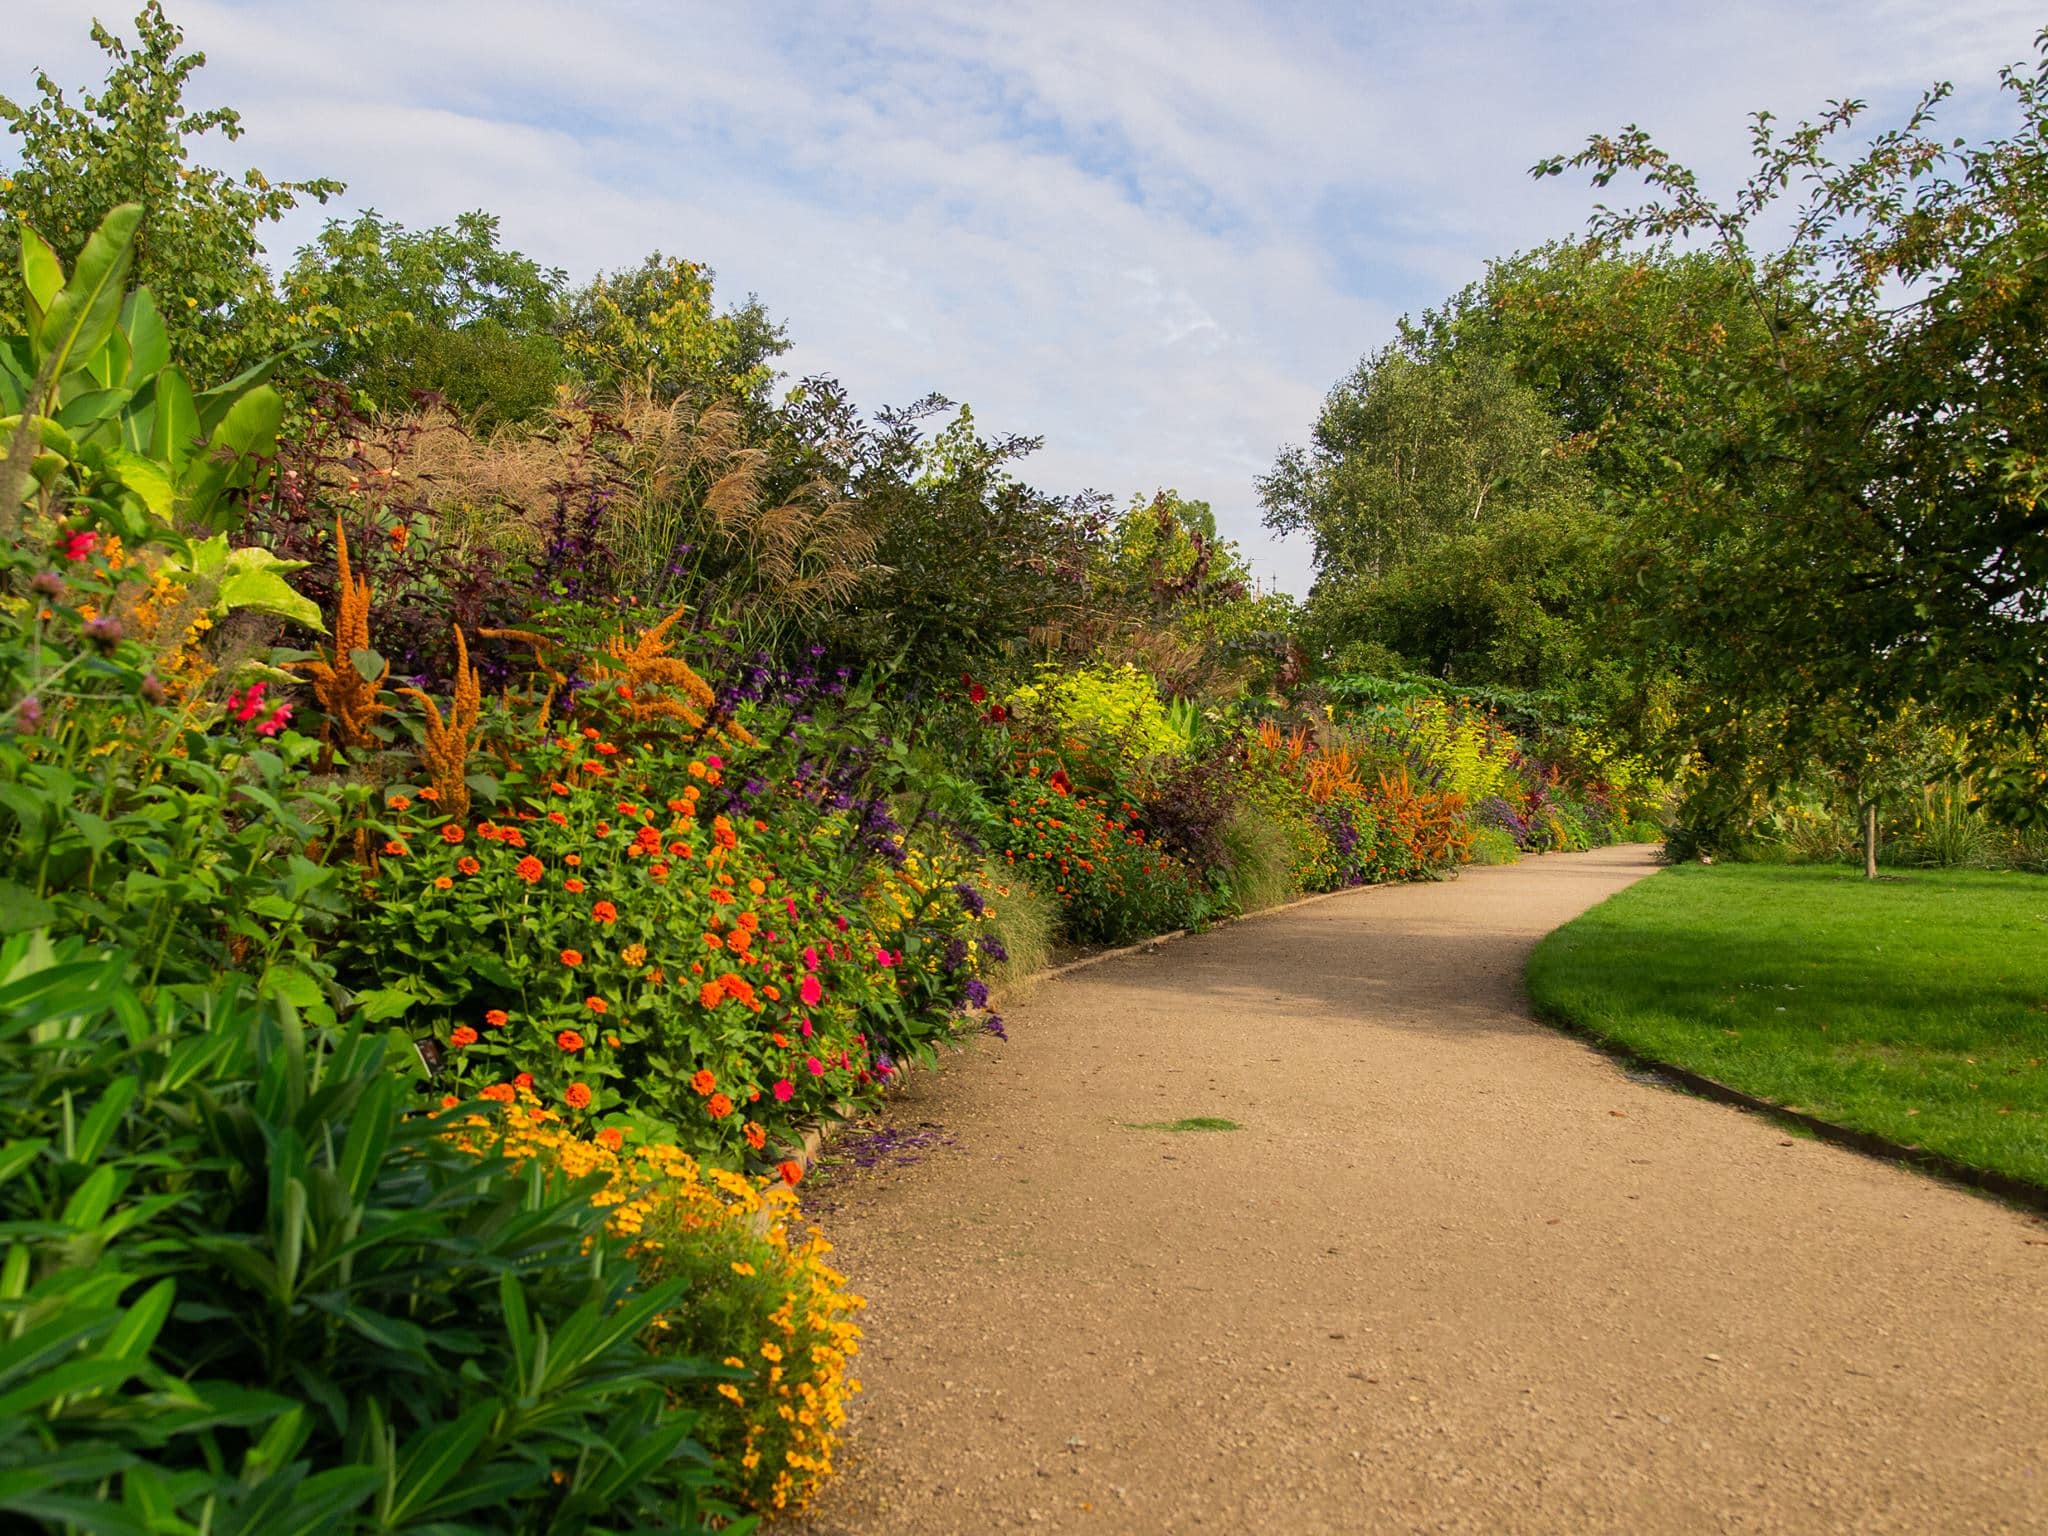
left=0, top=937, right=740, bottom=1534
left=1464, top=826, right=1521, bottom=865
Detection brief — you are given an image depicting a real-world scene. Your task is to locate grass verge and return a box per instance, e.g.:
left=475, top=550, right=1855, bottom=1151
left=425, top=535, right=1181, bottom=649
left=1526, top=863, right=2048, bottom=1191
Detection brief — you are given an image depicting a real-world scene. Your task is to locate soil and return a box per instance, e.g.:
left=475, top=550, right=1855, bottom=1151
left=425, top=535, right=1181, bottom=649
left=801, top=846, right=2048, bottom=1534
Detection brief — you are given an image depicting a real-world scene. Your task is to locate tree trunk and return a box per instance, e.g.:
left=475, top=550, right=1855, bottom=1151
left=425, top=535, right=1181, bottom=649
left=1862, top=801, right=1879, bottom=880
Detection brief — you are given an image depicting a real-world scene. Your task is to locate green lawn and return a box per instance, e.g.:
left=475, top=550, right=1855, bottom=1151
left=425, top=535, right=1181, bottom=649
left=1527, top=863, right=2048, bottom=1191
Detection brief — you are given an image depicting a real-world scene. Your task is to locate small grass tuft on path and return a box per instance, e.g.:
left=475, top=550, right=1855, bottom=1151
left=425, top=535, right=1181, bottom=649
left=1528, top=863, right=2048, bottom=1189
left=1127, top=1116, right=1243, bottom=1132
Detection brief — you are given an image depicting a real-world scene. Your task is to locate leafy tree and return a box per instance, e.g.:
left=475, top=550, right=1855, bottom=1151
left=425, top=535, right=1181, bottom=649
left=0, top=1, right=341, bottom=381
left=282, top=209, right=569, bottom=424
left=1535, top=35, right=2048, bottom=833
left=562, top=252, right=788, bottom=406
left=1261, top=348, right=1579, bottom=584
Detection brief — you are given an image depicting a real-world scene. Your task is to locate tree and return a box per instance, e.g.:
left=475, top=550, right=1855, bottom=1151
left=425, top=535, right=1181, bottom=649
left=282, top=210, right=569, bottom=425
left=1534, top=35, right=2048, bottom=836
left=0, top=2, right=341, bottom=382
left=561, top=253, right=788, bottom=407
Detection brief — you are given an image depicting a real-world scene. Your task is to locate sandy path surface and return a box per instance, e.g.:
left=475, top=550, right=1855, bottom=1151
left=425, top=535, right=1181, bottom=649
left=803, top=846, right=2048, bottom=1534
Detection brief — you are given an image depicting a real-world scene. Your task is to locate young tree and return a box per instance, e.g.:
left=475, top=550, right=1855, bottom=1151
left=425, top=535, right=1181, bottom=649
left=0, top=2, right=341, bottom=381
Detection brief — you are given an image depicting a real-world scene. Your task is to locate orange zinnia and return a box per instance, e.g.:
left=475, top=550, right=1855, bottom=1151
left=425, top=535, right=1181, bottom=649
left=433, top=875, right=453, bottom=890
left=450, top=1025, right=479, bottom=1047
left=516, top=855, right=544, bottom=883
left=457, top=856, right=481, bottom=875
left=557, top=1030, right=586, bottom=1052
left=564, top=877, right=587, bottom=893
left=697, top=982, right=723, bottom=1009
left=597, top=1127, right=624, bottom=1151
left=743, top=1122, right=767, bottom=1151
left=561, top=949, right=583, bottom=967
left=481, top=1083, right=516, bottom=1103
left=691, top=1069, right=717, bottom=1095
left=777, top=1160, right=803, bottom=1186
left=592, top=900, right=618, bottom=923
left=440, top=823, right=465, bottom=844
left=565, top=1083, right=592, bottom=1110
left=585, top=997, right=608, bottom=1014
left=707, top=1093, right=733, bottom=1119
left=485, top=1009, right=510, bottom=1027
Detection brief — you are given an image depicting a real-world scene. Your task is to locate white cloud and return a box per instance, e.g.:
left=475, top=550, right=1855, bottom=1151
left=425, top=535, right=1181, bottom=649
left=8, top=0, right=2038, bottom=591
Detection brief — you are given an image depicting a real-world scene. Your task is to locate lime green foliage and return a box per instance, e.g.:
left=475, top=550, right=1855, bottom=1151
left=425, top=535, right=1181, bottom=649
left=1129, top=1116, right=1242, bottom=1132
left=1392, top=695, right=1520, bottom=804
left=1008, top=661, right=1185, bottom=763
left=563, top=252, right=787, bottom=403
left=1529, top=864, right=2048, bottom=1188
left=1465, top=826, right=1520, bottom=865
left=0, top=2, right=342, bottom=383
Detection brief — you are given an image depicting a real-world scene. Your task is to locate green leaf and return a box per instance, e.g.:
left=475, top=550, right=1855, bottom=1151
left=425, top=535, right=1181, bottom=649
left=0, top=882, right=55, bottom=935
left=72, top=1076, right=138, bottom=1163
left=119, top=287, right=170, bottom=386
left=349, top=988, right=419, bottom=1024
left=19, top=223, right=63, bottom=325
left=149, top=365, right=200, bottom=470
left=102, top=449, right=176, bottom=521
left=349, top=648, right=386, bottom=684
left=385, top=1401, right=496, bottom=1524
left=37, top=204, right=142, bottom=382
left=216, top=548, right=323, bottom=630
left=101, top=1278, right=176, bottom=1363
left=183, top=384, right=283, bottom=531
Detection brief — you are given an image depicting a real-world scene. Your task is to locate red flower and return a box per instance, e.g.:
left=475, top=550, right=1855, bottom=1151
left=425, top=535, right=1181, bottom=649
left=592, top=900, right=618, bottom=924
left=513, top=1072, right=534, bottom=1089
left=450, top=1025, right=479, bottom=1047
left=560, top=949, right=583, bottom=967
left=968, top=682, right=986, bottom=703
left=564, top=877, right=587, bottom=893
left=584, top=997, right=608, bottom=1014
left=63, top=529, right=100, bottom=562
left=485, top=1009, right=510, bottom=1028
left=777, top=1160, right=804, bottom=1186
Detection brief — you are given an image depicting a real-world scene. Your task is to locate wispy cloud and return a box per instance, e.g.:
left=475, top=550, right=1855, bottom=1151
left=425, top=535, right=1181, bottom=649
left=10, top=0, right=2038, bottom=590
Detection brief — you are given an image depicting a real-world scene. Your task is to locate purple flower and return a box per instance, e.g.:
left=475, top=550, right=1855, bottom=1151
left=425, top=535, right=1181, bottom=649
left=964, top=977, right=990, bottom=1009
left=953, top=882, right=986, bottom=917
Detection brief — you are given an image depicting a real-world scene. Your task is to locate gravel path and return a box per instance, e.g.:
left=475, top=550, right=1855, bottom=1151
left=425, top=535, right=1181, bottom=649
left=803, top=846, right=2048, bottom=1534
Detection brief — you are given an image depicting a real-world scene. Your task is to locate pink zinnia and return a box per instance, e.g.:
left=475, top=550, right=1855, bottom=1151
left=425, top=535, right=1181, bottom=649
left=802, top=946, right=819, bottom=972
left=799, top=974, right=823, bottom=1006
left=805, top=1056, right=825, bottom=1077
left=773, top=1079, right=794, bottom=1102
left=799, top=1018, right=814, bottom=1038
left=63, top=530, right=99, bottom=562
left=875, top=948, right=895, bottom=968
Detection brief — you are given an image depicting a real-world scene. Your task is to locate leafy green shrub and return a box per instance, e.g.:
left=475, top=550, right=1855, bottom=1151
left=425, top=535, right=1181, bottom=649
left=1006, top=662, right=1185, bottom=765
left=0, top=937, right=739, bottom=1534
left=989, top=771, right=1202, bottom=943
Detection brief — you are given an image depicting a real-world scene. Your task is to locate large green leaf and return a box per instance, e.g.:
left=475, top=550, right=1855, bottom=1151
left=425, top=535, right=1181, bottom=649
left=17, top=223, right=63, bottom=331
left=215, top=547, right=324, bottom=630
left=119, top=287, right=170, bottom=386
left=149, top=365, right=200, bottom=470
left=36, top=203, right=142, bottom=385
left=184, top=384, right=283, bottom=530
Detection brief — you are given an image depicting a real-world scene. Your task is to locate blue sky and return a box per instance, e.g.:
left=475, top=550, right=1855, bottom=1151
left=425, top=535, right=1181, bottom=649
left=11, top=1, right=2042, bottom=591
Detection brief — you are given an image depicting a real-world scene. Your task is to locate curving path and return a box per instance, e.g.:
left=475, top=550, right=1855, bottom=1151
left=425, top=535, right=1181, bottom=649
left=804, top=846, right=2048, bottom=1534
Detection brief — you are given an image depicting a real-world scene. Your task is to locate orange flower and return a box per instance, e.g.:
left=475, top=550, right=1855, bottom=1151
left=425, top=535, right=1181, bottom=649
left=513, top=1072, right=534, bottom=1089
left=485, top=1009, right=510, bottom=1027
left=737, top=911, right=759, bottom=932
left=450, top=1025, right=479, bottom=1047
left=777, top=1160, right=804, bottom=1186
left=388, top=795, right=412, bottom=811
left=597, top=1127, right=624, bottom=1151
left=595, top=821, right=611, bottom=838
left=418, top=786, right=442, bottom=803
left=771, top=1032, right=789, bottom=1048
left=707, top=1093, right=733, bottom=1119
left=605, top=1034, right=620, bottom=1048
left=743, top=1122, right=767, bottom=1151
left=565, top=1083, right=592, bottom=1110
left=557, top=1030, right=586, bottom=1053
left=548, top=810, right=568, bottom=826
left=747, top=879, right=766, bottom=896
left=689, top=1069, right=716, bottom=1096
left=550, top=781, right=571, bottom=796
left=565, top=853, right=582, bottom=868
left=698, top=982, right=723, bottom=1009
left=516, top=855, right=544, bottom=883
left=561, top=949, right=583, bottom=967
left=457, top=855, right=481, bottom=875
left=621, top=942, right=647, bottom=966
left=440, top=823, right=465, bottom=844
left=727, top=930, right=753, bottom=954
left=704, top=931, right=724, bottom=950
left=433, top=875, right=453, bottom=890
left=585, top=997, right=608, bottom=1014
left=382, top=839, right=407, bottom=857
left=564, top=877, right=587, bottom=893
left=481, top=1083, right=516, bottom=1104
left=592, top=900, right=618, bottom=924
left=440, top=1093, right=460, bottom=1109
left=666, top=798, right=688, bottom=813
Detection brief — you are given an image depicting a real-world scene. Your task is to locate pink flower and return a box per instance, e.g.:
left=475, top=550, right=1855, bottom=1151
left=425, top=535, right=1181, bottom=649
left=875, top=948, right=896, bottom=968
left=773, top=1079, right=794, bottom=1102
left=799, top=974, right=823, bottom=1006
left=254, top=703, right=293, bottom=737
left=706, top=755, right=723, bottom=770
left=784, top=897, right=798, bottom=920
left=63, top=530, right=99, bottom=562
left=835, top=915, right=849, bottom=932
left=229, top=682, right=267, bottom=722
left=802, top=946, right=819, bottom=972
left=805, top=1056, right=825, bottom=1077
left=799, top=1018, right=814, bottom=1038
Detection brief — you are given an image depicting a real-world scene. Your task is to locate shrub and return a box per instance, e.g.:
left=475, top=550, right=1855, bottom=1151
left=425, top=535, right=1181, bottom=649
left=1466, top=826, right=1521, bottom=865
left=988, top=771, right=1202, bottom=943
left=1006, top=662, right=1184, bottom=765
left=0, top=939, right=736, bottom=1533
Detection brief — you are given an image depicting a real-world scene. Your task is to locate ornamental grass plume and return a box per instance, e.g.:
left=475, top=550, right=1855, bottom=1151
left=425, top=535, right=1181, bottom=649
left=294, top=517, right=388, bottom=748
left=591, top=603, right=757, bottom=744
left=400, top=625, right=482, bottom=822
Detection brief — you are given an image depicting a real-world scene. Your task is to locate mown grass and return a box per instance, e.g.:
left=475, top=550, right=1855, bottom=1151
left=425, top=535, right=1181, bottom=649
left=1527, top=863, right=2048, bottom=1189
left=1127, top=1117, right=1243, bottom=1133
